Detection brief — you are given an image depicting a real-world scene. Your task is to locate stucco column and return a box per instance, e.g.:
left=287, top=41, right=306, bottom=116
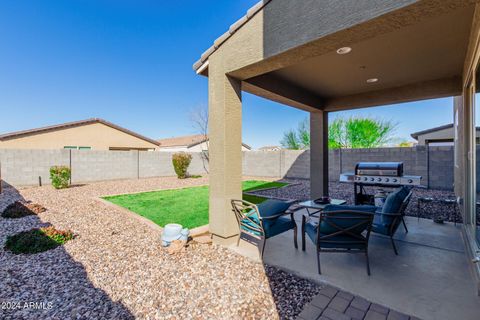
left=310, top=110, right=329, bottom=198
left=208, top=60, right=243, bottom=243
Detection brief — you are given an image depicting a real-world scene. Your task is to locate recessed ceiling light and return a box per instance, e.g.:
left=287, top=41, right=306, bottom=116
left=366, top=78, right=379, bottom=83
left=336, top=47, right=352, bottom=55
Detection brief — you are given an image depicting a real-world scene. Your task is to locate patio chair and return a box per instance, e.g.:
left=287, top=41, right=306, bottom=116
left=231, top=199, right=297, bottom=258
left=303, top=205, right=376, bottom=275
left=372, top=187, right=413, bottom=255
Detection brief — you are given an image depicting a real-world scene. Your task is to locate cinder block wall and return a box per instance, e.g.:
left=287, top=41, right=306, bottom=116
left=0, top=149, right=70, bottom=186
left=0, top=147, right=456, bottom=190
left=71, top=150, right=138, bottom=182
left=0, top=150, right=208, bottom=187
left=244, top=146, right=452, bottom=190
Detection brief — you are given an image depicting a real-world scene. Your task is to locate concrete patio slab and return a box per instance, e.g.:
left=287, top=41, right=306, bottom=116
left=258, top=214, right=480, bottom=320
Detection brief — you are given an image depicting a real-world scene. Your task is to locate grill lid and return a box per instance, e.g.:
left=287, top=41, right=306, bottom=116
left=355, top=162, right=403, bottom=176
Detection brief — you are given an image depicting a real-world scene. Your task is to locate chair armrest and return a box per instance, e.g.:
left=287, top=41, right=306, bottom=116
left=381, top=212, right=402, bottom=216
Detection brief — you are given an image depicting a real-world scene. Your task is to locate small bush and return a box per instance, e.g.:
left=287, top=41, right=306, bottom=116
left=50, top=166, right=71, bottom=189
left=172, top=152, right=192, bottom=179
left=1, top=201, right=46, bottom=219
left=5, top=226, right=74, bottom=254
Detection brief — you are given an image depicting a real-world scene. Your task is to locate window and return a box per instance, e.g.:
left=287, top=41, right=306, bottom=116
left=64, top=146, right=91, bottom=150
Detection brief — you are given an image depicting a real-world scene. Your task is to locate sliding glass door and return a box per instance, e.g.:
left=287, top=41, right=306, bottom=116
left=475, top=69, right=480, bottom=246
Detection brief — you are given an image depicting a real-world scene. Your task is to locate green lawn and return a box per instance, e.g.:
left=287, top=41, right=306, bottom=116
left=103, top=180, right=287, bottom=229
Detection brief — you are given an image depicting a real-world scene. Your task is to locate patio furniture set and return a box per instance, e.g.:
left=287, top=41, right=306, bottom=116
left=231, top=186, right=413, bottom=276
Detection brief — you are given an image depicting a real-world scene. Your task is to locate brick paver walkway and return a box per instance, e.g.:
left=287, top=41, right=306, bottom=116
left=297, top=285, right=421, bottom=320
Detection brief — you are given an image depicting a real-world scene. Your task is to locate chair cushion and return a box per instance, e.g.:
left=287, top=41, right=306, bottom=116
left=240, top=199, right=294, bottom=238
left=372, top=214, right=390, bottom=235
left=305, top=221, right=366, bottom=249
left=240, top=215, right=263, bottom=237
left=381, top=187, right=409, bottom=224
left=264, top=216, right=295, bottom=238
left=320, top=205, right=376, bottom=235
left=257, top=199, right=292, bottom=218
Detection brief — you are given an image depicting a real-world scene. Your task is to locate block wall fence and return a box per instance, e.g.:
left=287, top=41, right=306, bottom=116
left=0, top=146, right=455, bottom=190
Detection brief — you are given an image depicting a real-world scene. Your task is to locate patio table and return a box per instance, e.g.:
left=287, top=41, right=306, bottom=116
left=295, top=199, right=347, bottom=250
left=297, top=199, right=347, bottom=217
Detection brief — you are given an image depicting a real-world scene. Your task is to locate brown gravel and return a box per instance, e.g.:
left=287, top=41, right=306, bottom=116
left=0, top=176, right=281, bottom=319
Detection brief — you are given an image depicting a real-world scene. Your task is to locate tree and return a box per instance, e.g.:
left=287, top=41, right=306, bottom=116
left=280, top=118, right=310, bottom=150
left=189, top=105, right=209, bottom=172
left=397, top=141, right=415, bottom=147
left=280, top=116, right=397, bottom=149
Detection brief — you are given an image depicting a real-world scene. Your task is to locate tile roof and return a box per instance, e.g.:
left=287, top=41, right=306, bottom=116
left=157, top=134, right=208, bottom=148
left=158, top=134, right=251, bottom=150
left=0, top=118, right=160, bottom=146
left=258, top=145, right=282, bottom=151
left=192, top=0, right=272, bottom=73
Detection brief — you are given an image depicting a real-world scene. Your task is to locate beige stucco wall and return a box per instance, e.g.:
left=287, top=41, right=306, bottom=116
left=0, top=123, right=158, bottom=151
left=416, top=127, right=480, bottom=145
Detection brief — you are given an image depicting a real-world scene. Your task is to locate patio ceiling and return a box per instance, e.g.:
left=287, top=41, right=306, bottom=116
left=243, top=5, right=473, bottom=111
left=196, top=0, right=477, bottom=112
left=269, top=6, right=472, bottom=108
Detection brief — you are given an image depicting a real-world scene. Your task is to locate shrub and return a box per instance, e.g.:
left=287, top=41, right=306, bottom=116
left=49, top=166, right=71, bottom=189
left=172, top=152, right=192, bottom=179
left=4, top=226, right=74, bottom=254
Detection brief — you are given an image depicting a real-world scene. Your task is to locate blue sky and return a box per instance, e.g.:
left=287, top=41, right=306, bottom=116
left=0, top=0, right=456, bottom=148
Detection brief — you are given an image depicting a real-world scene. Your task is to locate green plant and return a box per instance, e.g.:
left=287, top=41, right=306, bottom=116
left=172, top=152, right=192, bottom=179
left=281, top=116, right=397, bottom=149
left=328, top=116, right=397, bottom=149
left=49, top=166, right=71, bottom=189
left=280, top=119, right=310, bottom=150
left=4, top=226, right=74, bottom=254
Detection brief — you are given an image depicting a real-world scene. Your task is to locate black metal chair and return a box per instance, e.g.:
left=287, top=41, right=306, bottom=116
left=231, top=199, right=297, bottom=258
left=372, top=190, right=413, bottom=255
left=303, top=205, right=375, bottom=275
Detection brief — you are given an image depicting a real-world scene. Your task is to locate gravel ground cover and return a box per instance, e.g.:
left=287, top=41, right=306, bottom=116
left=251, top=179, right=461, bottom=223
left=0, top=176, right=321, bottom=320
left=264, top=265, right=322, bottom=320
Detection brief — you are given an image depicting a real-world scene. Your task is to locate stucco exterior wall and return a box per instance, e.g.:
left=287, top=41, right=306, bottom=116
left=0, top=123, right=158, bottom=151
left=262, top=0, right=417, bottom=58
left=415, top=126, right=480, bottom=145
left=416, top=127, right=455, bottom=145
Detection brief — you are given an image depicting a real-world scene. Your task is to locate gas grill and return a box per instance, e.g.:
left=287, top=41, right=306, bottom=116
left=339, top=162, right=422, bottom=205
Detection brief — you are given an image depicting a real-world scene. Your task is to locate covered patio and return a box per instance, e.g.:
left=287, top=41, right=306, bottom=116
left=195, top=0, right=480, bottom=319
left=263, top=216, right=477, bottom=320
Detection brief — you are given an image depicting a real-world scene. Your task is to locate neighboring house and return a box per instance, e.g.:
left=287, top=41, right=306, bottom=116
left=258, top=146, right=282, bottom=151
left=0, top=118, right=160, bottom=151
left=411, top=124, right=480, bottom=146
left=158, top=134, right=251, bottom=152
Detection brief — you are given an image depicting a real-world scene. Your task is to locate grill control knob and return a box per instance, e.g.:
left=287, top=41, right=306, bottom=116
left=392, top=178, right=398, bottom=183
left=385, top=178, right=389, bottom=182
left=364, top=177, right=368, bottom=181
left=370, top=178, right=375, bottom=182
left=408, top=179, right=413, bottom=184
left=377, top=178, right=382, bottom=182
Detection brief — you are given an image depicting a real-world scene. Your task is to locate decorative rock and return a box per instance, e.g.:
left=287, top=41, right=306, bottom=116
left=0, top=176, right=317, bottom=319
